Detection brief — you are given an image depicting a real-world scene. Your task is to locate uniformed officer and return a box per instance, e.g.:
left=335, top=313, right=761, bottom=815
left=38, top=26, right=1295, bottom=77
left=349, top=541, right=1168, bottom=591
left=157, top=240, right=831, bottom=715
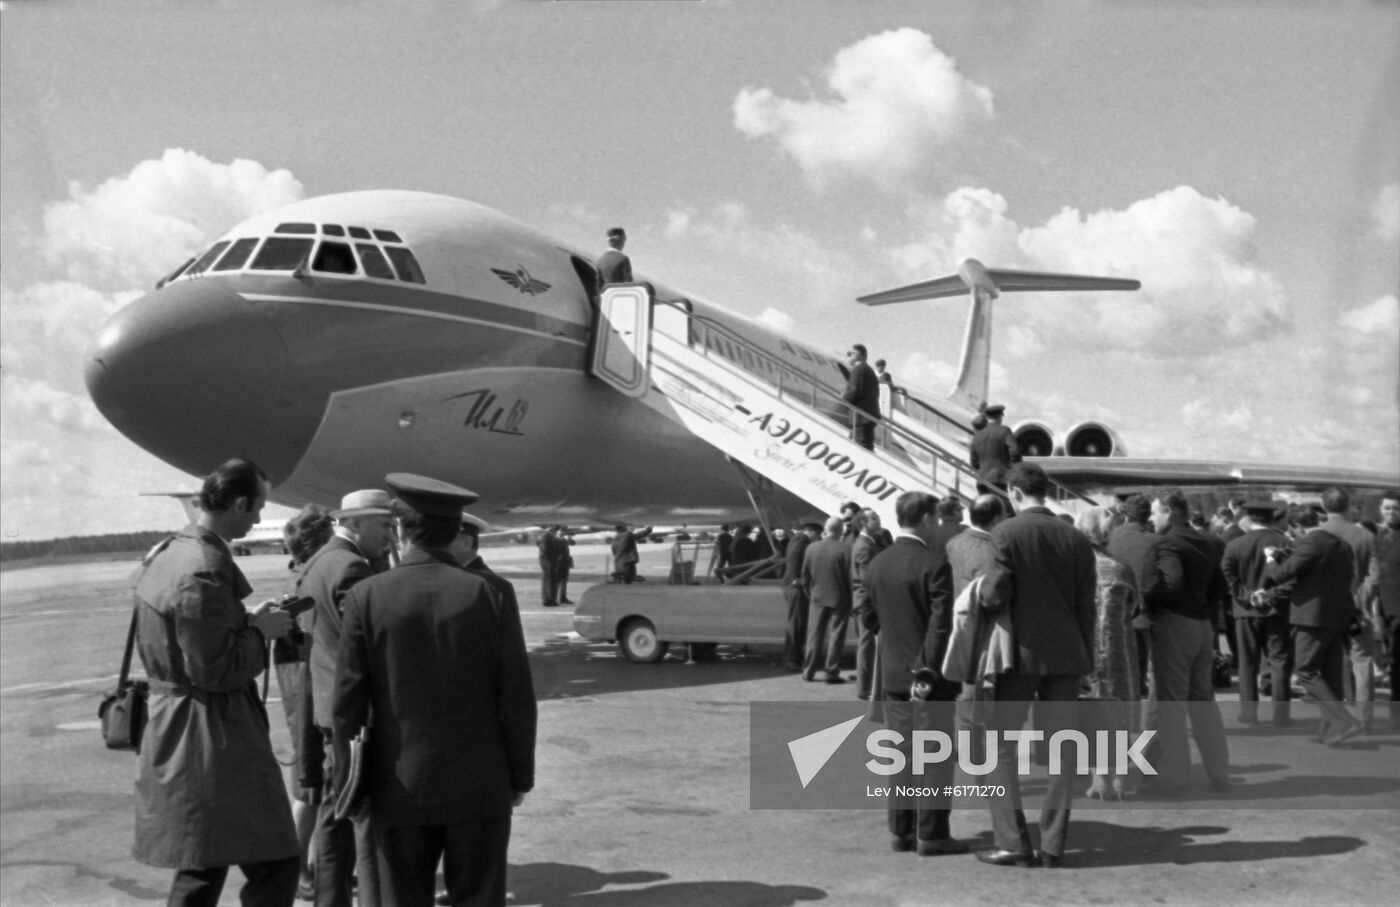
left=968, top=404, right=1020, bottom=495
left=332, top=474, right=537, bottom=907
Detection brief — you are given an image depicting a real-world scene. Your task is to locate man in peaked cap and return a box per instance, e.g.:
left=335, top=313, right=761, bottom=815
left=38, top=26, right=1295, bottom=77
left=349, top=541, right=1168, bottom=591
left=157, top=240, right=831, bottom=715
left=968, top=404, right=1020, bottom=497
left=301, top=487, right=395, bottom=907
left=333, top=474, right=536, bottom=907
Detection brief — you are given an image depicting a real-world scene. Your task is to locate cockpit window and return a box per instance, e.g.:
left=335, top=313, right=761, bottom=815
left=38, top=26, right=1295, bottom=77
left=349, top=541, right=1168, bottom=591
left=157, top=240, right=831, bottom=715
left=185, top=241, right=231, bottom=277
left=249, top=237, right=314, bottom=271
left=161, top=226, right=425, bottom=284
left=312, top=241, right=358, bottom=275
left=356, top=244, right=395, bottom=280
left=212, top=238, right=260, bottom=271
left=385, top=247, right=425, bottom=284
left=157, top=256, right=195, bottom=288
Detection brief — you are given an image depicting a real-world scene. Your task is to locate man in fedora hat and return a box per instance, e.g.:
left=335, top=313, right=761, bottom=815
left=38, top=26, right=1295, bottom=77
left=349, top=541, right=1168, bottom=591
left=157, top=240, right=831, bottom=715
left=333, top=474, right=536, bottom=907
left=300, top=488, right=396, bottom=907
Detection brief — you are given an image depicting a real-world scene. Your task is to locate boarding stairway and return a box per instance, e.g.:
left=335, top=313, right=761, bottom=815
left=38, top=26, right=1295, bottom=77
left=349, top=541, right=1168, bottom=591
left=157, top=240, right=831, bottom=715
left=591, top=284, right=1093, bottom=529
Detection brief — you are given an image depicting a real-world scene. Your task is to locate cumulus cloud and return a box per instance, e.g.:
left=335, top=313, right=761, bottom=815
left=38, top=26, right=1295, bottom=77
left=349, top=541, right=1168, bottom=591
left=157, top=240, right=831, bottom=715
left=659, top=200, right=854, bottom=304
left=41, top=148, right=303, bottom=289
left=1373, top=183, right=1399, bottom=243
left=733, top=29, right=994, bottom=189
left=891, top=185, right=1288, bottom=356
left=2, top=149, right=305, bottom=539
left=758, top=307, right=796, bottom=333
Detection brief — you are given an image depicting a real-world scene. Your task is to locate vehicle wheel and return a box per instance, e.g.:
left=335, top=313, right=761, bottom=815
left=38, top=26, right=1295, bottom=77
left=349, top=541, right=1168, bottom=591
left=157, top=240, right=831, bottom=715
left=618, top=618, right=668, bottom=664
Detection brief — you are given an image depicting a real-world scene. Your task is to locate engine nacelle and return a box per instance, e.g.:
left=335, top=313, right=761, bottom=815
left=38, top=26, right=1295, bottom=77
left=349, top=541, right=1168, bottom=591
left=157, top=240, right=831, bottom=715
left=1063, top=420, right=1124, bottom=458
left=1012, top=421, right=1058, bottom=458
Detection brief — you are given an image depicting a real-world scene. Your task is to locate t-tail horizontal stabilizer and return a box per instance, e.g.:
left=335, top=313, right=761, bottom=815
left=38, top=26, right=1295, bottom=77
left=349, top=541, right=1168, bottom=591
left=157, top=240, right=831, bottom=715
left=856, top=258, right=1141, bottom=306
left=856, top=258, right=1141, bottom=412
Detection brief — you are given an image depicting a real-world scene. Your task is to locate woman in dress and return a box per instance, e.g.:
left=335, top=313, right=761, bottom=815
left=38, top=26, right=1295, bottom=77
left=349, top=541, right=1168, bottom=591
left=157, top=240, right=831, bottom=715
left=1075, top=506, right=1141, bottom=799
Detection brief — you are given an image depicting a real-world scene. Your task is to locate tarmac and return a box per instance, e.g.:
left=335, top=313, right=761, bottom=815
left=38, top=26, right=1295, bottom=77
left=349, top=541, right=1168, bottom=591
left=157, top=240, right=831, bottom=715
left=2, top=543, right=1397, bottom=907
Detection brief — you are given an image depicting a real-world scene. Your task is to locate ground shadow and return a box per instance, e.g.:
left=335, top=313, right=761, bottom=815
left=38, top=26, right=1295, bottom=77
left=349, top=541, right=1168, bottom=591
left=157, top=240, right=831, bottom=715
left=1061, top=820, right=1365, bottom=868
left=502, top=860, right=825, bottom=906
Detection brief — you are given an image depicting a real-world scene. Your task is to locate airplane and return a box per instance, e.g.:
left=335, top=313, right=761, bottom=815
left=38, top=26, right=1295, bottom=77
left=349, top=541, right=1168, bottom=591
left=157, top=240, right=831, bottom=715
left=85, top=190, right=1397, bottom=535
left=140, top=492, right=289, bottom=556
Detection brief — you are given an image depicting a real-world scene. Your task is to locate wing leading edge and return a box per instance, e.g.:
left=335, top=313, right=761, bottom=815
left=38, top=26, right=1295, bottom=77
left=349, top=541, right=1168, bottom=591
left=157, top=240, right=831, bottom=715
left=1032, top=457, right=1399, bottom=494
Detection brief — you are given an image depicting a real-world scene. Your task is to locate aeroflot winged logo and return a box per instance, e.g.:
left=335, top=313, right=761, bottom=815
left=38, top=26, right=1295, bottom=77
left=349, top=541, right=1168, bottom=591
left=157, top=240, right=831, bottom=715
left=491, top=266, right=551, bottom=296
left=787, top=715, right=864, bottom=788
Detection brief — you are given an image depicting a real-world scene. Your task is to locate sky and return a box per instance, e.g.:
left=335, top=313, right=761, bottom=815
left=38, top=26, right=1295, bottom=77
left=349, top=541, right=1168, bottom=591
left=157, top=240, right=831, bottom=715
left=2, top=0, right=1398, bottom=541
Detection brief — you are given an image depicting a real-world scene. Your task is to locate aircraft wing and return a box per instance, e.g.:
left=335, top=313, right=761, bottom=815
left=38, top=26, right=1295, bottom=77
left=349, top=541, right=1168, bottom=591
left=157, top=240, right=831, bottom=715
left=1031, top=457, right=1399, bottom=494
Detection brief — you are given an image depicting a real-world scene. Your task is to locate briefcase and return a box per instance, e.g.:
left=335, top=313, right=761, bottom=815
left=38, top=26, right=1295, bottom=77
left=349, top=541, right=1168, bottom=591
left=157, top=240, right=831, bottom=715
left=334, top=728, right=370, bottom=821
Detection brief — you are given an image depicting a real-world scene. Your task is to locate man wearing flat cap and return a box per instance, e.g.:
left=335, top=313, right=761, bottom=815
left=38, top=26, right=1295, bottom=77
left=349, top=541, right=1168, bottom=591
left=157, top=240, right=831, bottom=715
left=595, top=227, right=632, bottom=292
left=969, top=404, right=1020, bottom=497
left=300, top=488, right=396, bottom=907
left=333, top=474, right=536, bottom=907
left=1221, top=500, right=1294, bottom=727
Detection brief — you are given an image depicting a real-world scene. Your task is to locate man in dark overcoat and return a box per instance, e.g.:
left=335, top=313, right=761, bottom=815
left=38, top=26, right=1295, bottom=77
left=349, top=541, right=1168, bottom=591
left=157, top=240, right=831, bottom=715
left=333, top=474, right=536, bottom=907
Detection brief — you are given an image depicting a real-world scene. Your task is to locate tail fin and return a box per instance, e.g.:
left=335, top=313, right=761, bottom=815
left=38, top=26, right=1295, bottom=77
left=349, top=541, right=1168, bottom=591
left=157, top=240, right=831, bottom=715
left=857, top=259, right=1140, bottom=411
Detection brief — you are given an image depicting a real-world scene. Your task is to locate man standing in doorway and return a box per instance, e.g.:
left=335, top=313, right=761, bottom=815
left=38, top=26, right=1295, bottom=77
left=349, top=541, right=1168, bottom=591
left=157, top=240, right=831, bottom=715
left=595, top=227, right=632, bottom=291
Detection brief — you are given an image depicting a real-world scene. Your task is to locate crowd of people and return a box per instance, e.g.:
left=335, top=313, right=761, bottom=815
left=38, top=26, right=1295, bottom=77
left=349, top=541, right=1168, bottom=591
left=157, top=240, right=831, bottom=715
left=128, top=458, right=536, bottom=907
left=121, top=449, right=1398, bottom=901
left=778, top=469, right=1399, bottom=866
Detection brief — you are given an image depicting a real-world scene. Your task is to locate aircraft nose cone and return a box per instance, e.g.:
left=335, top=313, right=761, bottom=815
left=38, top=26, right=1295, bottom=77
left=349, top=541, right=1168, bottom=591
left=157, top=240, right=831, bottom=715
left=85, top=280, right=315, bottom=484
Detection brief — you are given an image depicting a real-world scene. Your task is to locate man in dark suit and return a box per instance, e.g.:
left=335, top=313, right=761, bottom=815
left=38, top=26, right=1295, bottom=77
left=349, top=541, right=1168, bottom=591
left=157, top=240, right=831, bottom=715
left=594, top=227, right=632, bottom=291
left=610, top=524, right=648, bottom=584
left=929, top=497, right=967, bottom=555
left=1142, top=489, right=1231, bottom=795
left=968, top=404, right=1020, bottom=495
left=1259, top=507, right=1360, bottom=745
left=1318, top=487, right=1377, bottom=730
left=1221, top=501, right=1294, bottom=727
left=977, top=464, right=1096, bottom=869
left=1363, top=490, right=1400, bottom=730
left=866, top=491, right=968, bottom=856
left=782, top=522, right=821, bottom=671
left=302, top=488, right=395, bottom=907
left=842, top=344, right=881, bottom=450
left=946, top=494, right=1003, bottom=597
left=714, top=524, right=734, bottom=579
left=851, top=509, right=890, bottom=700
left=333, top=474, right=536, bottom=907
left=802, top=517, right=853, bottom=684
left=537, top=525, right=564, bottom=607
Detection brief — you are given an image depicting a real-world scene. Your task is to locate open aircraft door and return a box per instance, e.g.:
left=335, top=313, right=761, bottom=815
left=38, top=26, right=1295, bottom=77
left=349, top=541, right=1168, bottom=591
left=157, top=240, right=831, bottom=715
left=592, top=283, right=653, bottom=397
